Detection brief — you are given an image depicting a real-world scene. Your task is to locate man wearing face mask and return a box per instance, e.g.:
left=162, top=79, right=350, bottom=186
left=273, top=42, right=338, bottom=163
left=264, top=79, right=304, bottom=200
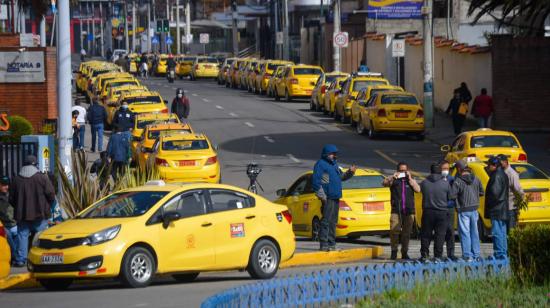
left=112, top=101, right=135, bottom=134
left=171, top=88, right=190, bottom=121
left=440, top=160, right=458, bottom=261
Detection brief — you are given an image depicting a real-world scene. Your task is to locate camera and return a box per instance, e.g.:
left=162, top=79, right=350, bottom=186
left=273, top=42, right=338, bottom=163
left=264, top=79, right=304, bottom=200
left=246, top=162, right=262, bottom=180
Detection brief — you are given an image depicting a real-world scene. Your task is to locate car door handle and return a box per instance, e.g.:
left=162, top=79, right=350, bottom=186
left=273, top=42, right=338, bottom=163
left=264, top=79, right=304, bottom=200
left=201, top=222, right=213, bottom=227
left=245, top=215, right=256, bottom=219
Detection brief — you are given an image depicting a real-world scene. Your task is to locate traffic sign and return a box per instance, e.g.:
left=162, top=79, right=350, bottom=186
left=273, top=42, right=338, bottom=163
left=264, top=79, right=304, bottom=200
left=333, top=32, right=348, bottom=48
left=87, top=33, right=93, bottom=42
left=392, top=39, right=405, bottom=57
left=276, top=32, right=283, bottom=45
left=199, top=33, right=209, bottom=44
left=152, top=36, right=159, bottom=45
left=166, top=36, right=173, bottom=45
left=183, top=34, right=193, bottom=44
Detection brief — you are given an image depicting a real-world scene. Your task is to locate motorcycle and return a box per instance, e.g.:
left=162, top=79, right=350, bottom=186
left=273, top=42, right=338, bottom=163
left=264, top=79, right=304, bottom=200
left=167, top=68, right=175, bottom=83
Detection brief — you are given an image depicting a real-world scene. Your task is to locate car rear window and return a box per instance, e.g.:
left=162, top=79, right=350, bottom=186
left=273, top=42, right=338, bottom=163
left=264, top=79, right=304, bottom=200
left=381, top=95, right=418, bottom=105
left=325, top=75, right=347, bottom=84
left=107, top=80, right=138, bottom=90
left=293, top=68, right=322, bottom=75
left=162, top=140, right=209, bottom=151
left=80, top=191, right=169, bottom=218
left=148, top=129, right=191, bottom=139
left=198, top=58, right=218, bottom=63
left=137, top=118, right=178, bottom=129
left=353, top=80, right=388, bottom=91
left=511, top=164, right=549, bottom=180
left=342, top=175, right=385, bottom=189
left=124, top=95, right=162, bottom=105
left=470, top=136, right=519, bottom=148
left=183, top=57, right=196, bottom=62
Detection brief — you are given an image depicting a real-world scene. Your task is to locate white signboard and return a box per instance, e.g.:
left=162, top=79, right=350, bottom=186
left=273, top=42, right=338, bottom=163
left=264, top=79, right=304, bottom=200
left=20, top=33, right=36, bottom=47
left=0, top=5, right=8, bottom=20
left=183, top=34, right=193, bottom=44
left=199, top=33, right=209, bottom=44
left=276, top=32, right=284, bottom=45
left=0, top=51, right=45, bottom=83
left=392, top=39, right=405, bottom=57
left=333, top=32, right=348, bottom=48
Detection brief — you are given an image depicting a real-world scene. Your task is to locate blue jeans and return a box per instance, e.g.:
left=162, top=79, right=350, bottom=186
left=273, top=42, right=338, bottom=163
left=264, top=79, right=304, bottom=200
left=16, top=220, right=49, bottom=264
left=478, top=117, right=490, bottom=128
left=458, top=211, right=481, bottom=259
left=5, top=226, right=18, bottom=262
left=78, top=125, right=86, bottom=149
left=491, top=219, right=508, bottom=258
left=91, top=123, right=104, bottom=152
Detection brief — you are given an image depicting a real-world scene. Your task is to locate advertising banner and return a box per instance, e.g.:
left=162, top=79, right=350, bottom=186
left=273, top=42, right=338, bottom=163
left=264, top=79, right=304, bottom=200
left=368, top=0, right=423, bottom=19
left=0, top=51, right=45, bottom=83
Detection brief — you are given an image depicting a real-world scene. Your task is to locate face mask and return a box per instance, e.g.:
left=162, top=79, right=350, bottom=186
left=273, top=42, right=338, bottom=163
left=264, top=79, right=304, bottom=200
left=177, top=94, right=183, bottom=98
left=121, top=105, right=128, bottom=109
left=441, top=170, right=449, bottom=177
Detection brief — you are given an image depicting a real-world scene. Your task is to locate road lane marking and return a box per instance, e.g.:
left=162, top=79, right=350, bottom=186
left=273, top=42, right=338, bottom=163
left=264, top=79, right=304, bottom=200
left=374, top=149, right=424, bottom=179
left=264, top=136, right=275, bottom=143
left=202, top=98, right=211, bottom=102
left=229, top=112, right=238, bottom=117
left=192, top=93, right=198, bottom=97
left=215, top=105, right=224, bottom=110
left=244, top=122, right=255, bottom=128
left=287, top=154, right=301, bottom=163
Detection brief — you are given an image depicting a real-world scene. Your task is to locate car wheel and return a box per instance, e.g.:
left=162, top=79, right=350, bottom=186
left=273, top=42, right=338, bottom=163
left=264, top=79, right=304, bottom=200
left=368, top=122, right=377, bottom=139
left=274, top=91, right=280, bottom=101
left=478, top=218, right=490, bottom=243
left=120, top=246, right=156, bottom=288
left=172, top=273, right=199, bottom=283
left=285, top=89, right=292, bottom=102
left=356, top=118, right=366, bottom=135
left=247, top=239, right=280, bottom=279
left=38, top=278, right=73, bottom=291
left=311, top=217, right=321, bottom=241
left=226, top=81, right=230, bottom=88
left=334, top=110, right=341, bottom=121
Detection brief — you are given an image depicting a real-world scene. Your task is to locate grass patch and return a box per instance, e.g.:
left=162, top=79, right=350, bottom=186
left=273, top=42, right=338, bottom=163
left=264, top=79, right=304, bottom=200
left=358, top=277, right=550, bottom=308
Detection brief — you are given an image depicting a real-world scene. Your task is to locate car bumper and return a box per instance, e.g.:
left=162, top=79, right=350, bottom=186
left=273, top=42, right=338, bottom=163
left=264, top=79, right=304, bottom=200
left=159, top=165, right=221, bottom=183
left=195, top=71, right=219, bottom=78
left=373, top=120, right=425, bottom=133
left=335, top=213, right=391, bottom=236
left=289, top=87, right=313, bottom=97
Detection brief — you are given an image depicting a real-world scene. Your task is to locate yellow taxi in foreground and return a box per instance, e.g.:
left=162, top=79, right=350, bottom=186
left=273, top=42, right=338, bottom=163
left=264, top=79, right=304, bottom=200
left=107, top=91, right=167, bottom=125
left=136, top=123, right=194, bottom=168
left=274, top=169, right=390, bottom=240
left=441, top=129, right=527, bottom=164
left=191, top=56, right=219, bottom=80
left=176, top=55, right=197, bottom=78
left=0, top=222, right=10, bottom=278
left=255, top=60, right=294, bottom=95
left=28, top=182, right=295, bottom=290
left=311, top=71, right=349, bottom=111
left=151, top=134, right=221, bottom=183
left=131, top=113, right=180, bottom=155
left=350, top=85, right=404, bottom=131
left=275, top=65, right=324, bottom=102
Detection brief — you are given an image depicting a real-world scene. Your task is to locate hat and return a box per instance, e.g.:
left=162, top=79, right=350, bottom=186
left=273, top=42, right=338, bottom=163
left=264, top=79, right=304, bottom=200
left=486, top=156, right=500, bottom=166
left=455, top=159, right=467, bottom=170
left=497, top=154, right=508, bottom=162
left=24, top=155, right=37, bottom=166
left=0, top=176, right=9, bottom=185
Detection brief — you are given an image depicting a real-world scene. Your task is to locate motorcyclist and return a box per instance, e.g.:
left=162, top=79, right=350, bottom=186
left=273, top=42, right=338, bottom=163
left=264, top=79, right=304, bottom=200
left=167, top=54, right=177, bottom=70
left=171, top=88, right=190, bottom=121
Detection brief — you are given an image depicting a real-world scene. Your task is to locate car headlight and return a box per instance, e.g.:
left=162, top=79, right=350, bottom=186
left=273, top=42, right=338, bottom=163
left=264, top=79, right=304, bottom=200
left=82, top=225, right=121, bottom=246
left=31, top=231, right=44, bottom=247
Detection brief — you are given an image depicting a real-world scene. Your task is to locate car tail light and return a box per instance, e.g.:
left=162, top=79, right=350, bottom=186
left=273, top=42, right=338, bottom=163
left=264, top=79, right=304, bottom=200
left=195, top=64, right=199, bottom=70
left=321, top=85, right=326, bottom=94
left=377, top=109, right=386, bottom=117
left=205, top=156, right=218, bottom=165
left=468, top=154, right=476, bottom=158
left=161, top=108, right=168, bottom=113
left=281, top=210, right=292, bottom=224
left=155, top=158, right=169, bottom=167
left=289, top=78, right=298, bottom=84
left=416, top=110, right=424, bottom=118
left=339, top=201, right=352, bottom=211
left=518, top=153, right=528, bottom=162
left=0, top=227, right=6, bottom=238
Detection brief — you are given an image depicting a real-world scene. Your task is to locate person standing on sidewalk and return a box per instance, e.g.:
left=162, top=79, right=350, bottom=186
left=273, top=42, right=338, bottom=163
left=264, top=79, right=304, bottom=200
left=312, top=144, right=356, bottom=252
left=440, top=160, right=457, bottom=261
left=87, top=100, right=107, bottom=153
left=472, top=88, right=494, bottom=128
left=383, top=162, right=421, bottom=260
left=485, top=157, right=510, bottom=259
left=446, top=90, right=467, bottom=135
left=9, top=155, right=56, bottom=267
left=112, top=101, right=135, bottom=135
left=71, top=101, right=87, bottom=150
left=171, top=88, right=190, bottom=121
left=497, top=154, right=524, bottom=233
left=419, top=164, right=451, bottom=262
left=0, top=176, right=17, bottom=263
left=107, top=127, right=132, bottom=181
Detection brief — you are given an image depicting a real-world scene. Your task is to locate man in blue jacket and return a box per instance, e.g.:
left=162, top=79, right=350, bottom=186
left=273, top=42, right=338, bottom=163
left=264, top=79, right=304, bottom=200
left=312, top=144, right=356, bottom=251
left=107, top=127, right=131, bottom=180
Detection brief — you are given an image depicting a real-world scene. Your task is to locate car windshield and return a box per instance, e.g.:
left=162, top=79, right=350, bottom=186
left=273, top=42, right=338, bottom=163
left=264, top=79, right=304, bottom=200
left=148, top=129, right=191, bottom=139
left=342, top=175, right=386, bottom=189
left=267, top=64, right=283, bottom=70
left=293, top=68, right=322, bottom=75
left=510, top=164, right=549, bottom=180
left=137, top=118, right=178, bottom=129
left=325, top=75, right=347, bottom=84
left=162, top=140, right=209, bottom=151
left=183, top=57, right=196, bottom=62
left=226, top=59, right=235, bottom=65
left=353, top=80, right=388, bottom=91
left=107, top=81, right=138, bottom=90
left=470, top=135, right=519, bottom=148
left=381, top=95, right=418, bottom=105
left=124, top=96, right=163, bottom=105
left=79, top=191, right=168, bottom=218
left=198, top=58, right=217, bottom=63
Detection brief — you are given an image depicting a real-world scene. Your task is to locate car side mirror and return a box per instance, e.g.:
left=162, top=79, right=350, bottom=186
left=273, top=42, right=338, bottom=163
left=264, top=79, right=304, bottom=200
left=162, top=211, right=181, bottom=228
left=276, top=189, right=287, bottom=197
left=440, top=145, right=451, bottom=152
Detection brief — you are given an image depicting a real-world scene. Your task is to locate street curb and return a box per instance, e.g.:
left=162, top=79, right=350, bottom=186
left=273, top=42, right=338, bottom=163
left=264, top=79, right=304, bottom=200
left=0, top=273, right=39, bottom=291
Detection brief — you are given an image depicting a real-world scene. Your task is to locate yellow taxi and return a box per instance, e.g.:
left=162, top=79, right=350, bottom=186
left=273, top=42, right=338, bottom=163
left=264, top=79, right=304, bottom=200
left=99, top=78, right=140, bottom=106
left=176, top=55, right=197, bottom=78
left=237, top=59, right=254, bottom=90
left=105, top=84, right=148, bottom=108
left=228, top=58, right=245, bottom=88
left=155, top=54, right=168, bottom=76
left=441, top=129, right=528, bottom=164
left=0, top=222, right=11, bottom=278
left=27, top=181, right=295, bottom=290
left=107, top=91, right=167, bottom=126
left=246, top=60, right=261, bottom=92
left=128, top=53, right=139, bottom=75
left=275, top=169, right=391, bottom=239
left=136, top=123, right=194, bottom=168
left=354, top=91, right=425, bottom=139
left=274, top=65, right=324, bottom=102
left=151, top=134, right=221, bottom=183
left=131, top=113, right=180, bottom=156
left=350, top=85, right=404, bottom=130
left=310, top=71, right=349, bottom=111
left=255, top=60, right=294, bottom=95
left=83, top=65, right=123, bottom=102
left=334, top=73, right=390, bottom=123
left=76, top=61, right=104, bottom=93
left=322, top=78, right=348, bottom=115
left=217, top=57, right=236, bottom=85
left=267, top=65, right=288, bottom=97
left=91, top=72, right=134, bottom=103
left=191, top=56, right=220, bottom=80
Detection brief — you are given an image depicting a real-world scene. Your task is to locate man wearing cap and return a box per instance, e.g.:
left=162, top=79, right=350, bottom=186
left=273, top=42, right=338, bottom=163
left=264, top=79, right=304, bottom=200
left=450, top=159, right=484, bottom=261
left=312, top=144, right=356, bottom=251
left=498, top=154, right=524, bottom=233
left=484, top=156, right=510, bottom=259
left=9, top=155, right=56, bottom=267
left=0, top=176, right=17, bottom=263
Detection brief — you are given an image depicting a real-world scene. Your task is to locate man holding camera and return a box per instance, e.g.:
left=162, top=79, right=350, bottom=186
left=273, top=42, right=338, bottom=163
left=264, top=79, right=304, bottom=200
left=383, top=162, right=421, bottom=260
left=312, top=144, right=356, bottom=252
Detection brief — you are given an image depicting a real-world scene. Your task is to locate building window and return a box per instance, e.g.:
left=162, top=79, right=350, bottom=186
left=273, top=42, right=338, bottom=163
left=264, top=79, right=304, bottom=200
left=433, top=0, right=453, bottom=19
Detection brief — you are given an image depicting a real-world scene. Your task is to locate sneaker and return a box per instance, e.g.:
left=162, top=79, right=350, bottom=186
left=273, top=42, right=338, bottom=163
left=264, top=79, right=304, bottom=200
left=13, top=262, right=26, bottom=268
left=328, top=246, right=340, bottom=251
left=464, top=257, right=475, bottom=263
left=401, top=253, right=411, bottom=260
left=390, top=250, right=398, bottom=260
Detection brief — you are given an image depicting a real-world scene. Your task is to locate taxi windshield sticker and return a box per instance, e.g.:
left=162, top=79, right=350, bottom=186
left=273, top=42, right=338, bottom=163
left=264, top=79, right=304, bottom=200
left=230, top=223, right=245, bottom=238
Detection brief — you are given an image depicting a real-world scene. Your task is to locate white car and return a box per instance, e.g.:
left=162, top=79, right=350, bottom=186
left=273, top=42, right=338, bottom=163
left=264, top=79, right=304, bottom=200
left=111, top=49, right=128, bottom=62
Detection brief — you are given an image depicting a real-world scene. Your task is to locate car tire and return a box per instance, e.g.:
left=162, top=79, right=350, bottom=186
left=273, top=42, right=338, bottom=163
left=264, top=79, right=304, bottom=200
left=247, top=239, right=280, bottom=279
left=311, top=217, right=321, bottom=242
left=356, top=118, right=366, bottom=135
left=38, top=278, right=73, bottom=291
left=334, top=110, right=341, bottom=121
left=172, top=273, right=199, bottom=283
left=285, top=89, right=292, bottom=102
left=478, top=218, right=490, bottom=243
left=368, top=122, right=377, bottom=139
left=120, top=246, right=156, bottom=288
left=274, top=91, right=280, bottom=101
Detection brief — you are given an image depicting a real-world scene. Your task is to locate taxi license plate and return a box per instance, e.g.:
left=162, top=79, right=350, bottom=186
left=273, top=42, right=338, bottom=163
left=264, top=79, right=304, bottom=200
left=179, top=160, right=196, bottom=167
left=363, top=202, right=384, bottom=212
left=306, top=90, right=312, bottom=95
left=529, top=192, right=542, bottom=202
left=395, top=112, right=409, bottom=118
left=204, top=65, right=212, bottom=69
left=41, top=253, right=64, bottom=264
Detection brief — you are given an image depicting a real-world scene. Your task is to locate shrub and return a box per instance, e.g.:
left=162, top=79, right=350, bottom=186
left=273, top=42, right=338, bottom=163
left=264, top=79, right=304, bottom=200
left=508, top=224, right=550, bottom=285
left=0, top=115, right=34, bottom=143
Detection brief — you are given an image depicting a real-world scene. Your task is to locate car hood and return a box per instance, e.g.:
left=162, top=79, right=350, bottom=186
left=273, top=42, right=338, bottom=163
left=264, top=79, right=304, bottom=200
left=41, top=218, right=129, bottom=236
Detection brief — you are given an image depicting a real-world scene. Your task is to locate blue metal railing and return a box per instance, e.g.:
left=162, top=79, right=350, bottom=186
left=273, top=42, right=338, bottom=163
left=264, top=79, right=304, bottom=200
left=201, top=258, right=510, bottom=308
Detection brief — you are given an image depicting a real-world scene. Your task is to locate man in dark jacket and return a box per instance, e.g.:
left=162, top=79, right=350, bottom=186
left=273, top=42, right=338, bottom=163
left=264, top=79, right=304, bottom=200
left=450, top=159, right=484, bottom=261
left=107, top=127, right=131, bottom=180
left=112, top=101, right=135, bottom=133
left=312, top=144, right=356, bottom=251
left=0, top=176, right=17, bottom=263
left=171, top=88, right=190, bottom=121
left=383, top=162, right=421, bottom=260
left=87, top=100, right=107, bottom=152
left=484, top=157, right=510, bottom=259
left=9, top=155, right=55, bottom=267
left=446, top=90, right=465, bottom=135
left=420, top=164, right=451, bottom=261
left=440, top=160, right=457, bottom=260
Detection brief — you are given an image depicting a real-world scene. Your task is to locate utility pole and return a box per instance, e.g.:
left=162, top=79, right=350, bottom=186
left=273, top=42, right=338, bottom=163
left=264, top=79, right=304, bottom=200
left=86, top=2, right=90, bottom=53
left=40, top=15, right=46, bottom=47
left=231, top=0, right=239, bottom=56
left=274, top=0, right=279, bottom=59
left=282, top=0, right=289, bottom=60
left=319, top=0, right=324, bottom=67
left=333, top=0, right=341, bottom=71
left=422, top=0, right=434, bottom=128
left=20, top=6, right=25, bottom=33
left=176, top=0, right=181, bottom=54
left=132, top=0, right=136, bottom=52
left=57, top=0, right=73, bottom=175
left=147, top=0, right=152, bottom=52
left=91, top=2, right=96, bottom=56
left=79, top=3, right=84, bottom=51
left=124, top=2, right=130, bottom=52
left=99, top=2, right=104, bottom=58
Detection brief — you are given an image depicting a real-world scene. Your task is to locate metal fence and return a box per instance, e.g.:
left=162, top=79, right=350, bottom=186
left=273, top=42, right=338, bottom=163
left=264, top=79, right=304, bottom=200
left=0, top=142, right=38, bottom=178
left=201, top=258, right=510, bottom=308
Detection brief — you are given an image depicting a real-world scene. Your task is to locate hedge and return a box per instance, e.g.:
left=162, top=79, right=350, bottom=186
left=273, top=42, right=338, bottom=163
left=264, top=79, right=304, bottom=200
left=0, top=115, right=34, bottom=143
left=508, top=224, right=550, bottom=284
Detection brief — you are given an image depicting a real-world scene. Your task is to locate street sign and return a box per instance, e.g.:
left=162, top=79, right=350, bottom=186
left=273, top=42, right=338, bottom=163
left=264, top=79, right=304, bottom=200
left=199, top=33, right=209, bottom=44
left=152, top=36, right=159, bottom=45
left=276, top=32, right=283, bottom=45
left=333, top=32, right=348, bottom=48
left=183, top=33, right=193, bottom=44
left=392, top=39, right=405, bottom=57
left=87, top=33, right=93, bottom=42
left=166, top=36, right=173, bottom=45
